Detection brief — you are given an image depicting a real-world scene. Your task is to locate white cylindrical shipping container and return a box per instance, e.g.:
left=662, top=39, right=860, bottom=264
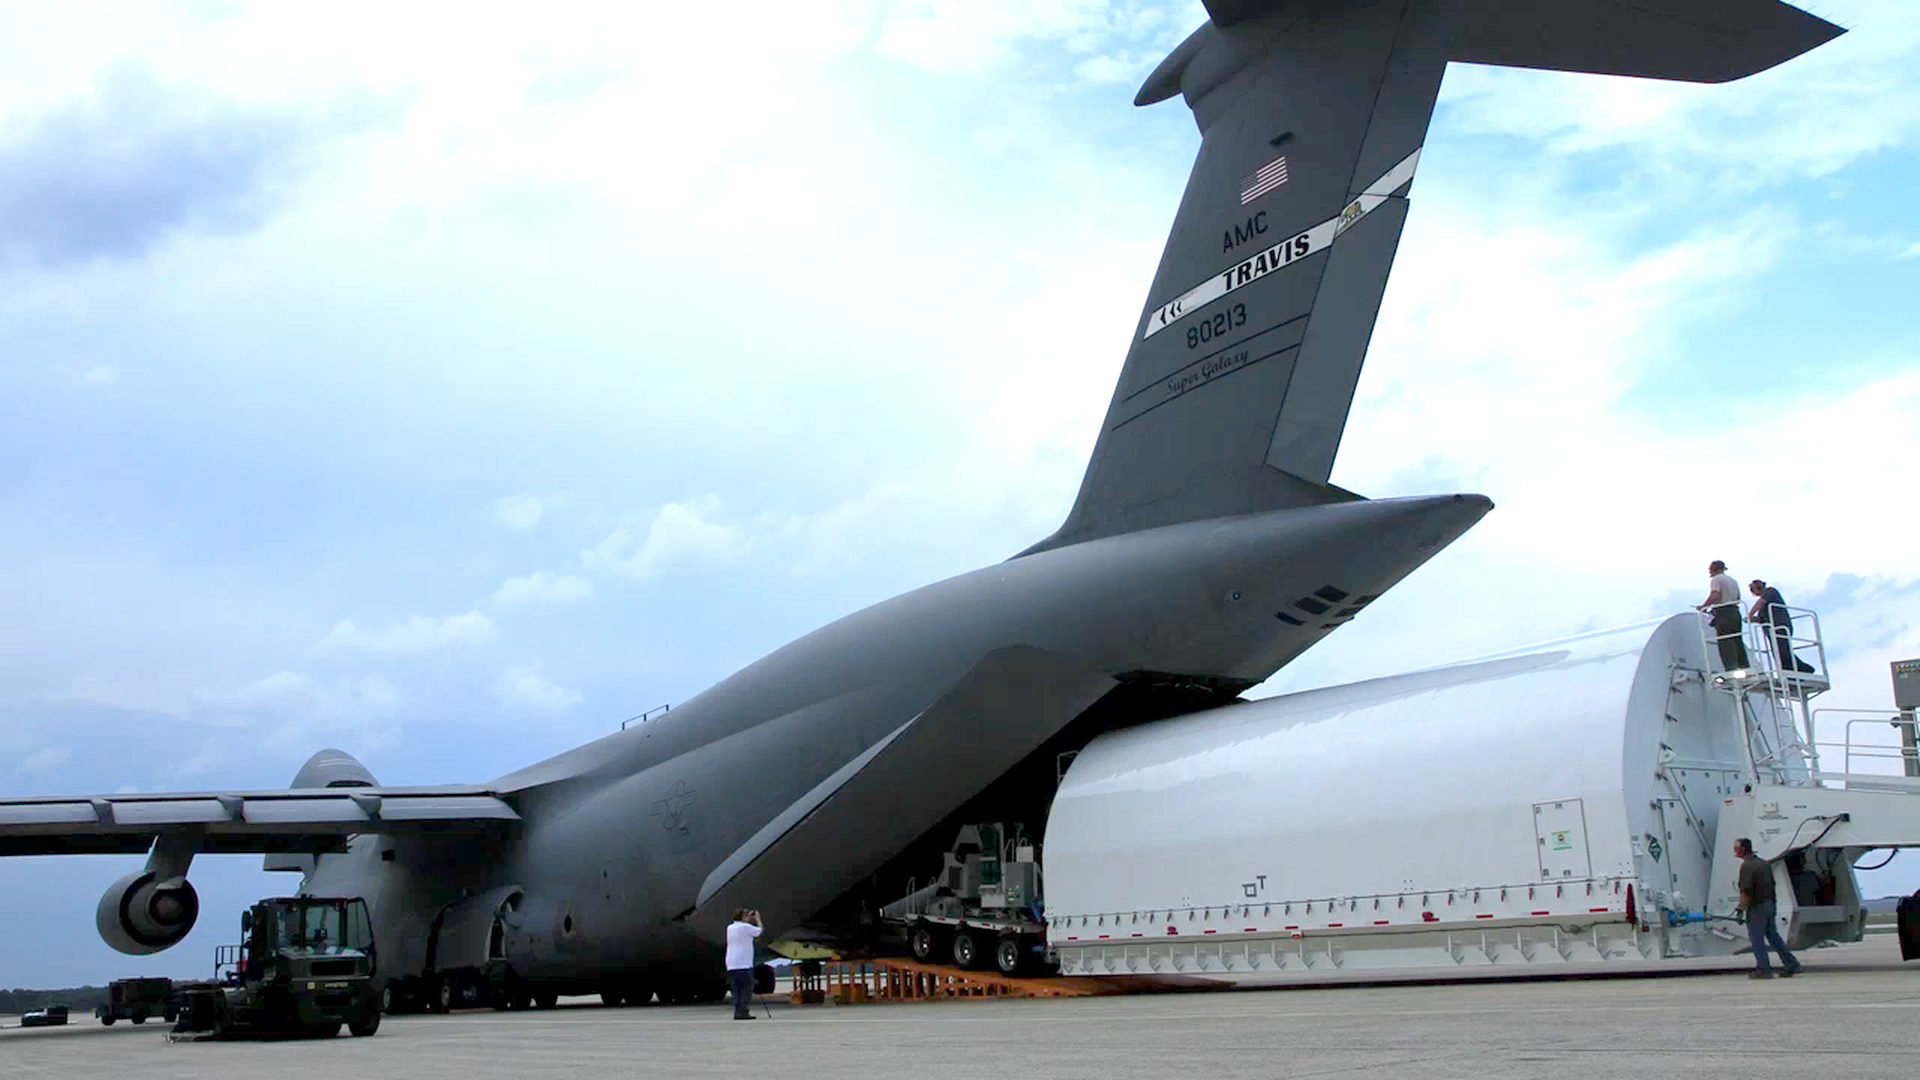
left=1044, top=614, right=1793, bottom=976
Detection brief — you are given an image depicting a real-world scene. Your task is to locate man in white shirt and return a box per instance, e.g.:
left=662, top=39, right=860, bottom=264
left=1696, top=559, right=1748, bottom=671
left=725, top=909, right=763, bottom=1020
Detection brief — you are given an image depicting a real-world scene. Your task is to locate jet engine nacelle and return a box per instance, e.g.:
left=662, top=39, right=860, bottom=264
left=96, top=870, right=200, bottom=955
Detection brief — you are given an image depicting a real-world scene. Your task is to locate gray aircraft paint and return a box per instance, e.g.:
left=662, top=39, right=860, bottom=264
left=0, top=0, right=1842, bottom=997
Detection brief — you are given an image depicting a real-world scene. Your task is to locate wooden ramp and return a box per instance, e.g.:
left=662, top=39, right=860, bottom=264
left=793, top=957, right=1217, bottom=1005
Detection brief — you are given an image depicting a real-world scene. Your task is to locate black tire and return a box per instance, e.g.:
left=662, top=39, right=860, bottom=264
left=600, top=988, right=624, bottom=1007
left=312, top=1021, right=343, bottom=1038
left=131, top=1014, right=147, bottom=1025
left=101, top=1016, right=116, bottom=1027
left=909, top=923, right=941, bottom=963
left=380, top=985, right=394, bottom=1013
left=951, top=929, right=983, bottom=970
left=435, top=978, right=454, bottom=1014
left=994, top=936, right=1026, bottom=977
left=349, top=1011, right=381, bottom=1037
left=625, top=983, right=654, bottom=1006
left=534, top=991, right=558, bottom=1010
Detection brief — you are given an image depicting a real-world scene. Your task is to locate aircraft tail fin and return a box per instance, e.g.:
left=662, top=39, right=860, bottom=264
left=1026, top=0, right=1838, bottom=555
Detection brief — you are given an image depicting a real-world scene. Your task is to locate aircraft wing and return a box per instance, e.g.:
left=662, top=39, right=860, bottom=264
left=0, top=785, right=520, bottom=856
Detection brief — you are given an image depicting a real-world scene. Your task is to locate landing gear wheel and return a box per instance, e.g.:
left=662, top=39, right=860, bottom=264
left=600, top=988, right=624, bottom=1008
left=951, top=929, right=983, bottom=970
left=909, top=923, right=942, bottom=963
left=349, top=1011, right=381, bottom=1037
left=994, top=936, right=1026, bottom=977
left=534, top=991, right=558, bottom=1010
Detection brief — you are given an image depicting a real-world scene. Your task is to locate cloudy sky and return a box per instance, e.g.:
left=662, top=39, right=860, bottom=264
left=3, top=1, right=1917, bottom=987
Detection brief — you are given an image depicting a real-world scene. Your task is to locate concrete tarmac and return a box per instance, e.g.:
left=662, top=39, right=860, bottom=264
left=5, top=937, right=1917, bottom=1080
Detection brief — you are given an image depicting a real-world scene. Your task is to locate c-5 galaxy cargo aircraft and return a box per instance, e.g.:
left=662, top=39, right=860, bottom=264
left=1, top=0, right=1840, bottom=1008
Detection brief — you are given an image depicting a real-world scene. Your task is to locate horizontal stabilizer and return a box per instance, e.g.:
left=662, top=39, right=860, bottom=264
left=1451, top=0, right=1843, bottom=85
left=0, top=785, right=519, bottom=856
left=1192, top=0, right=1842, bottom=84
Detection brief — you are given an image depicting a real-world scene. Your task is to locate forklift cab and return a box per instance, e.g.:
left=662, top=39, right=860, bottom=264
left=227, top=897, right=377, bottom=984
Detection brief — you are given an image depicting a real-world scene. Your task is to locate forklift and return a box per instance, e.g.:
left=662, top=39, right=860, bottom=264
left=169, top=896, right=382, bottom=1040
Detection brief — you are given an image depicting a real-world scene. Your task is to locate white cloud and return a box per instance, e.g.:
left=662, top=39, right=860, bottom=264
left=492, top=570, right=593, bottom=605
left=1072, top=52, right=1143, bottom=85
left=82, top=366, right=118, bottom=385
left=876, top=0, right=1109, bottom=73
left=193, top=671, right=406, bottom=763
left=21, top=746, right=71, bottom=773
left=582, top=496, right=749, bottom=578
left=317, top=611, right=494, bottom=653
left=499, top=665, right=582, bottom=714
left=493, top=494, right=546, bottom=530
left=207, top=671, right=403, bottom=716
left=1902, top=241, right=1920, bottom=260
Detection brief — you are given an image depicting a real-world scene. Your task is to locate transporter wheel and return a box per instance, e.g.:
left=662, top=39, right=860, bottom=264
left=534, top=991, right=558, bottom=1010
left=101, top=1016, right=116, bottom=1026
left=626, top=982, right=655, bottom=1006
left=349, top=1011, right=381, bottom=1037
left=994, top=936, right=1026, bottom=977
left=600, top=988, right=624, bottom=1008
left=951, top=929, right=983, bottom=970
left=908, top=923, right=942, bottom=963
left=131, top=1014, right=146, bottom=1025
left=312, top=1021, right=343, bottom=1038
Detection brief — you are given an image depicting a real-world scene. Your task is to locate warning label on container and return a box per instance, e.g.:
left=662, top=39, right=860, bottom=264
left=1551, top=830, right=1572, bottom=851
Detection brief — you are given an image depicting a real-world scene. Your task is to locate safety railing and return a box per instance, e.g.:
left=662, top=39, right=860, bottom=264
left=1810, top=709, right=1920, bottom=786
left=1697, top=604, right=1829, bottom=686
left=620, top=704, right=669, bottom=731
left=1698, top=604, right=1833, bottom=786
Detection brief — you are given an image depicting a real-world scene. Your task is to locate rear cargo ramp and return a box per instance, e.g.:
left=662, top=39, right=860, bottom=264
left=794, top=957, right=1214, bottom=1003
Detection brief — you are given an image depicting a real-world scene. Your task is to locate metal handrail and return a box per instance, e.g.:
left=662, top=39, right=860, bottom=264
left=621, top=704, right=670, bottom=731
left=1811, top=709, right=1919, bottom=780
left=1697, top=603, right=1828, bottom=680
left=1748, top=603, right=1828, bottom=677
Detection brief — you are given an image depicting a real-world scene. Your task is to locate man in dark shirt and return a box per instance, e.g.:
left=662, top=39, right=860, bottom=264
left=1748, top=580, right=1814, bottom=673
left=1735, top=837, right=1800, bottom=978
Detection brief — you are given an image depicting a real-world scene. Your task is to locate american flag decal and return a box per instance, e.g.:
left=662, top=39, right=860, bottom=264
left=1240, top=156, right=1289, bottom=204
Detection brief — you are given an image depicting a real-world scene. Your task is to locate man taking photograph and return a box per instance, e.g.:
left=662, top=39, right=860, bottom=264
left=726, top=909, right=763, bottom=1019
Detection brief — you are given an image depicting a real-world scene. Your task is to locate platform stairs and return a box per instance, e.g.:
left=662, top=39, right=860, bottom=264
left=1697, top=606, right=1920, bottom=948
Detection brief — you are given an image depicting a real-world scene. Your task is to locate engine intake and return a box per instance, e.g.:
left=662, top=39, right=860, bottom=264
left=97, top=870, right=200, bottom=955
